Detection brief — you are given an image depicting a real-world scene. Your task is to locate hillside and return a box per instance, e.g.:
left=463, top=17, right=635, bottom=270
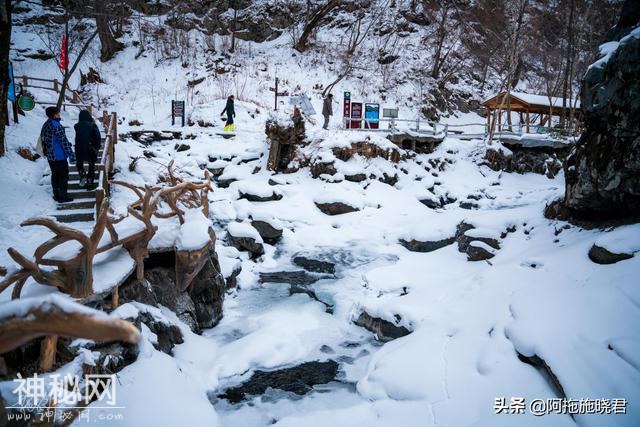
left=0, top=1, right=639, bottom=427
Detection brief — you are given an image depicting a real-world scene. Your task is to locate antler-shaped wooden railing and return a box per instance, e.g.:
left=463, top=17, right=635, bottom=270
left=0, top=170, right=213, bottom=302
left=0, top=295, right=140, bottom=372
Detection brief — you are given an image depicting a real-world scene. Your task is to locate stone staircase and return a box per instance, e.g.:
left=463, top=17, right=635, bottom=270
left=51, top=144, right=105, bottom=224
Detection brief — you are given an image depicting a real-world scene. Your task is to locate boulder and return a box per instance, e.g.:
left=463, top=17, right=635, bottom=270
left=455, top=222, right=500, bottom=261
left=484, top=144, right=564, bottom=179
left=399, top=236, right=455, bottom=253
left=588, top=244, right=634, bottom=264
left=239, top=191, right=283, bottom=202
left=251, top=220, right=283, bottom=245
left=218, top=360, right=339, bottom=403
left=292, top=256, right=336, bottom=274
left=315, top=201, right=360, bottom=215
left=354, top=311, right=411, bottom=342
left=229, top=235, right=264, bottom=258
left=560, top=6, right=640, bottom=218
left=344, top=173, right=367, bottom=183
left=259, top=270, right=326, bottom=286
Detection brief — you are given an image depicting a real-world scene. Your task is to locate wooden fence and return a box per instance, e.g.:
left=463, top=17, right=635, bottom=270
left=16, top=75, right=94, bottom=113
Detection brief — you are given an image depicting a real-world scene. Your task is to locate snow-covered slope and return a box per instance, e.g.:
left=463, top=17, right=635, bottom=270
left=1, top=3, right=638, bottom=427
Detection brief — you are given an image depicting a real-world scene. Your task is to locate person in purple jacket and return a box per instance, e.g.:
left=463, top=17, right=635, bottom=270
left=41, top=107, right=76, bottom=203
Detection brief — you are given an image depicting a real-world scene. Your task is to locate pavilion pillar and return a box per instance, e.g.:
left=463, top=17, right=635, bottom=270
left=526, top=109, right=530, bottom=133
left=486, top=108, right=491, bottom=134
left=498, top=110, right=502, bottom=131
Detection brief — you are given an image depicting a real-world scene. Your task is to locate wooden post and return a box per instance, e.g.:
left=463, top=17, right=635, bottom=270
left=96, top=188, right=104, bottom=219
left=486, top=108, right=491, bottom=134
left=498, top=110, right=502, bottom=132
left=22, top=76, right=28, bottom=87
left=526, top=109, right=530, bottom=133
left=39, top=335, right=58, bottom=372
left=53, top=80, right=59, bottom=92
left=102, top=110, right=109, bottom=129
left=112, top=112, right=118, bottom=145
left=112, top=285, right=119, bottom=309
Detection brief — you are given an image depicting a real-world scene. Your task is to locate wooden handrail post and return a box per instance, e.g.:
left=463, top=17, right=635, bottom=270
left=39, top=335, right=58, bottom=372
left=53, top=79, right=59, bottom=92
left=102, top=110, right=109, bottom=130
left=22, top=76, right=28, bottom=87
left=96, top=188, right=104, bottom=219
left=112, top=112, right=118, bottom=145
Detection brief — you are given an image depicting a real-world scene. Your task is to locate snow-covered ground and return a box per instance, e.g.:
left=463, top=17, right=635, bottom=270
left=2, top=4, right=639, bottom=427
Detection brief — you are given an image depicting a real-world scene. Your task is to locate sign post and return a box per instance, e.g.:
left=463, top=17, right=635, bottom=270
left=343, top=91, right=351, bottom=128
left=274, top=77, right=279, bottom=111
left=172, top=100, right=185, bottom=127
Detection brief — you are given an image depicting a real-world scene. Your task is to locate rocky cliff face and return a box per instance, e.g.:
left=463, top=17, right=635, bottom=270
left=560, top=3, right=640, bottom=219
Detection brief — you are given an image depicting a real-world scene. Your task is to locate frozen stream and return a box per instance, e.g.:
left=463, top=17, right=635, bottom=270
left=202, top=248, right=398, bottom=426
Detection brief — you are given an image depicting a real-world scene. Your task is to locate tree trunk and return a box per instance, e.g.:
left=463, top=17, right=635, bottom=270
left=431, top=4, right=448, bottom=79
left=295, top=0, right=341, bottom=52
left=561, top=0, right=575, bottom=127
left=230, top=4, right=237, bottom=53
left=0, top=0, right=11, bottom=157
left=95, top=0, right=124, bottom=62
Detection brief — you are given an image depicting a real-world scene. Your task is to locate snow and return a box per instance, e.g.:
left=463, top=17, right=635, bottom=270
left=485, top=91, right=580, bottom=109
left=588, top=27, right=640, bottom=72
left=593, top=224, right=640, bottom=254
left=1, top=4, right=638, bottom=427
left=0, top=294, right=109, bottom=320
left=228, top=221, right=263, bottom=242
left=176, top=209, right=213, bottom=251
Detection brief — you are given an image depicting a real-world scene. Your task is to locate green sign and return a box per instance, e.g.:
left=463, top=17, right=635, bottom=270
left=17, top=95, right=35, bottom=111
left=344, top=91, right=351, bottom=99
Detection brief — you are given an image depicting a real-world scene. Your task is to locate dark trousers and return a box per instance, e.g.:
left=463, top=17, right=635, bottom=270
left=48, top=160, right=69, bottom=200
left=323, top=114, right=330, bottom=129
left=76, top=158, right=95, bottom=181
left=225, top=115, right=234, bottom=126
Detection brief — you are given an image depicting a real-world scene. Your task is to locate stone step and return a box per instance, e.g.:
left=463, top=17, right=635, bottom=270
left=69, top=172, right=98, bottom=181
left=66, top=189, right=97, bottom=199
left=53, top=211, right=95, bottom=223
left=69, top=164, right=105, bottom=173
left=68, top=181, right=98, bottom=190
left=56, top=200, right=96, bottom=210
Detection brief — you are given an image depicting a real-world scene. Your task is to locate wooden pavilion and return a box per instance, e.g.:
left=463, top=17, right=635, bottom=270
left=481, top=91, right=581, bottom=133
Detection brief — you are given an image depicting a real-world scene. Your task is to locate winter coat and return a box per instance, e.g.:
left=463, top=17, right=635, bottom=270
left=221, top=99, right=235, bottom=118
left=41, top=118, right=75, bottom=162
left=322, top=97, right=333, bottom=116
left=74, top=110, right=101, bottom=163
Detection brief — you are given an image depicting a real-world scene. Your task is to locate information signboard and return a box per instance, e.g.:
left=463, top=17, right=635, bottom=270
left=172, top=100, right=185, bottom=127
left=350, top=102, right=363, bottom=129
left=364, top=103, right=380, bottom=129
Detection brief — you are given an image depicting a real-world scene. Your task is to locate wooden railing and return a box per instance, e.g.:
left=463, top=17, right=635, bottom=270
left=96, top=111, right=118, bottom=218
left=16, top=75, right=93, bottom=113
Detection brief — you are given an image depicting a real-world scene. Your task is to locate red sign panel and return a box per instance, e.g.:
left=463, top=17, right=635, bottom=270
left=350, top=102, right=362, bottom=129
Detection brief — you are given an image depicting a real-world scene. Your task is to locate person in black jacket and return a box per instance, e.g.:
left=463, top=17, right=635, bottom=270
left=74, top=110, right=101, bottom=189
left=220, top=95, right=235, bottom=132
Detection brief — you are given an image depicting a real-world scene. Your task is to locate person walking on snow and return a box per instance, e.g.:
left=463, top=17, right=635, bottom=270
left=322, top=93, right=333, bottom=129
left=41, top=107, right=75, bottom=203
left=74, top=110, right=101, bottom=190
left=220, top=95, right=236, bottom=132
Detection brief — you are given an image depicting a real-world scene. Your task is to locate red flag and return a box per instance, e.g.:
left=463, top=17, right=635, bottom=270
left=59, top=35, right=69, bottom=71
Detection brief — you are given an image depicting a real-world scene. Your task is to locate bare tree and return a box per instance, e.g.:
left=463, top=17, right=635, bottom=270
left=295, top=0, right=341, bottom=52
left=94, top=0, right=124, bottom=62
left=486, top=0, right=529, bottom=141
